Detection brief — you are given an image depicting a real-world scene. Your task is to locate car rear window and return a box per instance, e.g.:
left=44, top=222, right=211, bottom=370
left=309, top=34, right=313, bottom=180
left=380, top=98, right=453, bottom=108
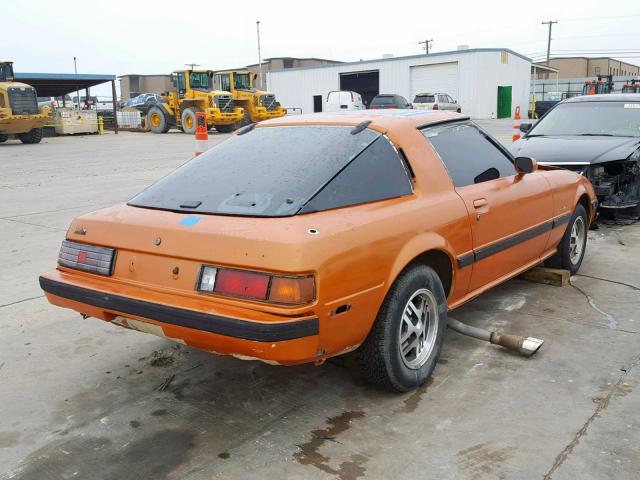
left=371, top=96, right=395, bottom=106
left=414, top=95, right=435, bottom=103
left=128, top=125, right=411, bottom=217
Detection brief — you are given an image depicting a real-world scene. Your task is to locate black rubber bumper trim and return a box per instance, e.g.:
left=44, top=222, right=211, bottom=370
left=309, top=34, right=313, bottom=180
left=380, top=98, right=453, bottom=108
left=456, top=211, right=573, bottom=267
left=39, top=277, right=319, bottom=342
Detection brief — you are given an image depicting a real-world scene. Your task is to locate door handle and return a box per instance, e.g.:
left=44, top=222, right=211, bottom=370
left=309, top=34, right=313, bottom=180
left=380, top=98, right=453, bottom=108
left=473, top=198, right=488, bottom=208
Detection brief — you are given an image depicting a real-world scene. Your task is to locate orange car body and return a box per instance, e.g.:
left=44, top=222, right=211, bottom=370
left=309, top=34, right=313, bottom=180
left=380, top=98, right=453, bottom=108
left=40, top=111, right=596, bottom=365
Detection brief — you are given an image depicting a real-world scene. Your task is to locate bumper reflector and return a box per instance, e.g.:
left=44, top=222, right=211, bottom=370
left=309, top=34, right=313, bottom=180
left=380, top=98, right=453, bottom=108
left=58, top=240, right=116, bottom=275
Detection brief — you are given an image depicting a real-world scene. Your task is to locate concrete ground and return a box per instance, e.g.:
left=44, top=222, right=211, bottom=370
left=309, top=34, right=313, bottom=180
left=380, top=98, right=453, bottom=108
left=1, top=125, right=638, bottom=480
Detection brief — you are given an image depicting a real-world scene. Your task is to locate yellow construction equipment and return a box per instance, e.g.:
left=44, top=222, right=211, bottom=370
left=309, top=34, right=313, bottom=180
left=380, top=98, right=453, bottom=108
left=217, top=71, right=286, bottom=127
left=147, top=69, right=244, bottom=134
left=0, top=61, right=51, bottom=144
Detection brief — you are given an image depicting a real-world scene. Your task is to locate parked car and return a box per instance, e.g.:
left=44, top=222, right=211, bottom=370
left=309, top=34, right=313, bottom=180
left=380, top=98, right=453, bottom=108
left=412, top=93, right=461, bottom=112
left=511, top=94, right=640, bottom=214
left=40, top=110, right=595, bottom=392
left=324, top=90, right=365, bottom=111
left=369, top=94, right=412, bottom=109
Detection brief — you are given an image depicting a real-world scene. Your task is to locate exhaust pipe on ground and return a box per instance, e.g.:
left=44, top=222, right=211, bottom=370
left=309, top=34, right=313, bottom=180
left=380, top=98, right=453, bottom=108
left=447, top=317, right=544, bottom=357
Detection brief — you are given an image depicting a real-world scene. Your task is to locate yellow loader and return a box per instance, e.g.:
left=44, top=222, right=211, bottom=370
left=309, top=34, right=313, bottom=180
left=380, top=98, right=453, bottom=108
left=0, top=61, right=51, bottom=144
left=217, top=71, right=286, bottom=127
left=147, top=69, right=244, bottom=134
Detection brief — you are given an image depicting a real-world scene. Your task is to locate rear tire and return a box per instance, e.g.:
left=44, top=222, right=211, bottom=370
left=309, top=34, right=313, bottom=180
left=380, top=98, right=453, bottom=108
left=357, top=265, right=447, bottom=392
left=456, top=108, right=461, bottom=113
left=18, top=128, right=43, bottom=144
left=181, top=107, right=202, bottom=135
left=0, top=134, right=8, bottom=143
left=215, top=123, right=236, bottom=133
left=545, top=204, right=588, bottom=275
left=147, top=106, right=170, bottom=133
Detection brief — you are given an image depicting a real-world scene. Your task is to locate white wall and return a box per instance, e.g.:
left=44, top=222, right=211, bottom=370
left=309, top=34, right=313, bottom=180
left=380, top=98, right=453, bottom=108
left=268, top=49, right=531, bottom=119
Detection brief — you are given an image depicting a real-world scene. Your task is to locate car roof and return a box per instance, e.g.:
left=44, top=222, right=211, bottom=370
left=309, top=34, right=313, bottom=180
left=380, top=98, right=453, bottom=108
left=563, top=94, right=640, bottom=103
left=260, top=110, right=466, bottom=131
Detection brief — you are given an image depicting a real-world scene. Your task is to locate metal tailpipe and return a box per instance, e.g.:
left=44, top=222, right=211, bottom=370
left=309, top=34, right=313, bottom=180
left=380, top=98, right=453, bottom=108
left=447, top=317, right=544, bottom=357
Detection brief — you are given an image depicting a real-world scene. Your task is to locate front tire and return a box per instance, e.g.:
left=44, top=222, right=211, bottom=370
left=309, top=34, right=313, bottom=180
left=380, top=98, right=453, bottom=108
left=18, top=128, right=43, bottom=144
left=546, top=204, right=588, bottom=274
left=181, top=107, right=201, bottom=135
left=0, top=134, right=8, bottom=143
left=357, top=265, right=447, bottom=392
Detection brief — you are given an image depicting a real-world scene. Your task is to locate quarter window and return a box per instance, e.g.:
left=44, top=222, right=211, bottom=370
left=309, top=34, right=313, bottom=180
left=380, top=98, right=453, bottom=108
left=422, top=122, right=515, bottom=187
left=300, top=135, right=413, bottom=213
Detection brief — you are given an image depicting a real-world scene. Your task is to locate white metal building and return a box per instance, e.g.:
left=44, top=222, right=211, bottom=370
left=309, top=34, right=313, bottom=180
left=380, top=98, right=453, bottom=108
left=267, top=48, right=531, bottom=119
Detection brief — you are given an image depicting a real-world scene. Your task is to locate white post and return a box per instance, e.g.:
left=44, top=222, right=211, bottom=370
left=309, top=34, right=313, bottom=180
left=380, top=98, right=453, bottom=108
left=74, top=56, right=81, bottom=110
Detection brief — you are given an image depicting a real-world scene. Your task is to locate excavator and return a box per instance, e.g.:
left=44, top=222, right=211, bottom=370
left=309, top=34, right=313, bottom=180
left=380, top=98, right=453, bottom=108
left=147, top=68, right=244, bottom=134
left=217, top=71, right=286, bottom=127
left=0, top=61, right=51, bottom=144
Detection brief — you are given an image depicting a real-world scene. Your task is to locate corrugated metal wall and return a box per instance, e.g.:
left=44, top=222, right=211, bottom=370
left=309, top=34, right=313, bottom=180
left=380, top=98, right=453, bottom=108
left=268, top=49, right=531, bottom=119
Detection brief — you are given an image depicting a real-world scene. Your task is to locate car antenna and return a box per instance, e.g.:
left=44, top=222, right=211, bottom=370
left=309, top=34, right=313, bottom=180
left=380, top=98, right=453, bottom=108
left=351, top=120, right=372, bottom=135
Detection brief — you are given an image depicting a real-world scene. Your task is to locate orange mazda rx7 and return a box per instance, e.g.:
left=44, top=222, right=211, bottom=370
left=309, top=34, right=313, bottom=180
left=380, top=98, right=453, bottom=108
left=40, top=111, right=596, bottom=392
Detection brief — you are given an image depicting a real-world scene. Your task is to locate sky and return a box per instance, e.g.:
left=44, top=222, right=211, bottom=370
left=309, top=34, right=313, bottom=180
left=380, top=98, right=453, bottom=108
left=3, top=0, right=640, bottom=97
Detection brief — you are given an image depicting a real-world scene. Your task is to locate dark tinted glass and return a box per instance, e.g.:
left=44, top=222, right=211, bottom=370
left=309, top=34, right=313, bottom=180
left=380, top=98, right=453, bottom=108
left=423, top=122, right=515, bottom=187
left=128, top=125, right=379, bottom=217
left=371, top=96, right=396, bottom=106
left=300, top=136, right=412, bottom=213
left=414, top=95, right=435, bottom=103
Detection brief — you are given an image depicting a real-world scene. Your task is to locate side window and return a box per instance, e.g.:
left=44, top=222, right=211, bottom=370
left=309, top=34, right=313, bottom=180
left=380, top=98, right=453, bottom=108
left=447, top=95, right=454, bottom=103
left=422, top=122, right=515, bottom=188
left=438, top=95, right=448, bottom=103
left=299, top=135, right=413, bottom=213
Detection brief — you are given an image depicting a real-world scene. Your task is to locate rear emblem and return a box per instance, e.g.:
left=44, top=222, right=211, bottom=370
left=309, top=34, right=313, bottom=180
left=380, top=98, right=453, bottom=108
left=154, top=237, right=162, bottom=246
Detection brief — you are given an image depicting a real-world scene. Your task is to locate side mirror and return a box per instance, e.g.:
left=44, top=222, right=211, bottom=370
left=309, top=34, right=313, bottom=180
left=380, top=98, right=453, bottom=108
left=520, top=122, right=532, bottom=133
left=515, top=156, right=537, bottom=174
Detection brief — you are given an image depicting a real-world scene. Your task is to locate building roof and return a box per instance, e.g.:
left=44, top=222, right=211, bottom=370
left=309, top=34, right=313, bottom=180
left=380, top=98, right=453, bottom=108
left=549, top=56, right=640, bottom=67
left=268, top=48, right=531, bottom=74
left=15, top=72, right=116, bottom=97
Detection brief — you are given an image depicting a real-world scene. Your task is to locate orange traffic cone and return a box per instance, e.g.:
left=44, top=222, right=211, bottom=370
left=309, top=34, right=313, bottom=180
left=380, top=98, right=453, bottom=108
left=512, top=106, right=521, bottom=142
left=194, top=112, right=208, bottom=157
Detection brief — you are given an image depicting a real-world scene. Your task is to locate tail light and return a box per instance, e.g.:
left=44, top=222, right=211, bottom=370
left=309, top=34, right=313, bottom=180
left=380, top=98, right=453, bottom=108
left=58, top=240, right=116, bottom=276
left=433, top=104, right=439, bottom=110
left=197, top=266, right=315, bottom=305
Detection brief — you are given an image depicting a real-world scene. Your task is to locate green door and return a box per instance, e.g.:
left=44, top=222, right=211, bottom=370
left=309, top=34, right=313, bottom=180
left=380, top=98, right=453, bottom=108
left=497, top=86, right=512, bottom=118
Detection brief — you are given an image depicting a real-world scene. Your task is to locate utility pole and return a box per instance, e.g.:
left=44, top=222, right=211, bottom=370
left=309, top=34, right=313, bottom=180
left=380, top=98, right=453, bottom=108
left=256, top=20, right=263, bottom=89
left=419, top=39, right=433, bottom=54
left=73, top=56, right=81, bottom=110
left=541, top=20, right=557, bottom=65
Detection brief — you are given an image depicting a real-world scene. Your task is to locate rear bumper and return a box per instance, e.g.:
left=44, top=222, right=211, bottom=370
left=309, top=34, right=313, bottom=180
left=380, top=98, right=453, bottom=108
left=39, top=271, right=321, bottom=364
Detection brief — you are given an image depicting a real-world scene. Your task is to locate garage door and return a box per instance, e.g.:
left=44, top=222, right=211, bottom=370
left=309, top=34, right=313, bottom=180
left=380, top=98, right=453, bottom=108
left=409, top=62, right=459, bottom=102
